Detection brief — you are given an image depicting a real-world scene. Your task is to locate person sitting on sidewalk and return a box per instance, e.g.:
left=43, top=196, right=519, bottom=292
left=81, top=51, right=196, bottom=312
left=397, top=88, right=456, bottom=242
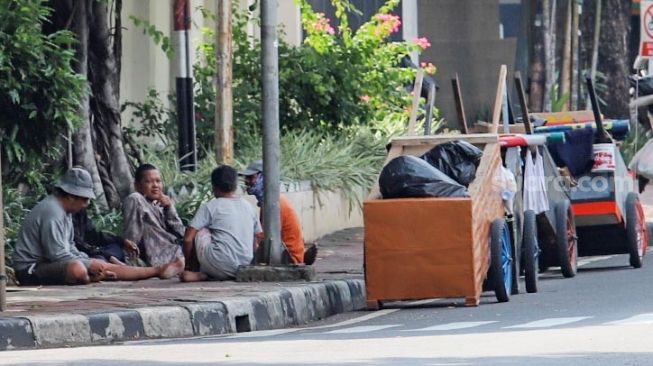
left=180, top=165, right=262, bottom=282
left=73, top=208, right=140, bottom=265
left=12, top=168, right=183, bottom=286
left=240, top=160, right=318, bottom=265
left=122, top=164, right=186, bottom=267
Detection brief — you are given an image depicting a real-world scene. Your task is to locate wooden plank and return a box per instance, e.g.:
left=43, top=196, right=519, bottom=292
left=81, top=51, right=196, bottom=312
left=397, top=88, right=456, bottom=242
left=514, top=71, right=533, bottom=134
left=407, top=69, right=424, bottom=136
left=451, top=74, right=469, bottom=134
left=424, top=82, right=436, bottom=135
left=391, top=134, right=498, bottom=147
left=491, top=65, right=508, bottom=134
left=475, top=121, right=527, bottom=134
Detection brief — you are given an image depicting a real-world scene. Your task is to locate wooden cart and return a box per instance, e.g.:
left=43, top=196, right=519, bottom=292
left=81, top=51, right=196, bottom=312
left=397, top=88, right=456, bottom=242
left=364, top=134, right=511, bottom=309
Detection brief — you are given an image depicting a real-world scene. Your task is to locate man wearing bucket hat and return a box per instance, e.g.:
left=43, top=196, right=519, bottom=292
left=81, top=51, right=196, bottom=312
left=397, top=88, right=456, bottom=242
left=239, top=160, right=318, bottom=265
left=12, top=168, right=183, bottom=286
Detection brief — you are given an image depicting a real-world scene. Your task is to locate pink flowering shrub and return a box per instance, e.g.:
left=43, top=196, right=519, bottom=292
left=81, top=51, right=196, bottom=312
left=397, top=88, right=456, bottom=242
left=414, top=37, right=431, bottom=50
left=295, top=0, right=439, bottom=130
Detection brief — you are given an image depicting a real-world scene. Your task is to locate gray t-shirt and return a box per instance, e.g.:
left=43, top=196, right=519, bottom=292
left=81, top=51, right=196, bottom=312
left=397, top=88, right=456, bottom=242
left=190, top=197, right=262, bottom=277
left=12, top=195, right=89, bottom=271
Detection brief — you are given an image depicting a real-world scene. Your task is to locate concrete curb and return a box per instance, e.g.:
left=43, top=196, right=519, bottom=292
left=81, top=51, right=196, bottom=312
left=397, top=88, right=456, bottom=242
left=0, top=279, right=365, bottom=351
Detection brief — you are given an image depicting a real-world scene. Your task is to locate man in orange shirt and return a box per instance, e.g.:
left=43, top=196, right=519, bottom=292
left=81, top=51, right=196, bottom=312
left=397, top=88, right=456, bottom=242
left=240, top=160, right=318, bottom=265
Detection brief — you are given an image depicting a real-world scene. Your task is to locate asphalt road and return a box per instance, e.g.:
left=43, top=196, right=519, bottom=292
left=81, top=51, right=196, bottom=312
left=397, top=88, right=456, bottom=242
left=3, top=254, right=653, bottom=366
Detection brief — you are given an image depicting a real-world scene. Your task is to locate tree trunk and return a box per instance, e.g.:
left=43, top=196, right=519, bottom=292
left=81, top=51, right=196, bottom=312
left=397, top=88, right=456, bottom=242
left=529, top=0, right=545, bottom=112
left=570, top=0, right=580, bottom=110
left=48, top=0, right=110, bottom=209
left=543, top=0, right=557, bottom=112
left=560, top=0, right=572, bottom=111
left=71, top=0, right=109, bottom=210
left=87, top=0, right=133, bottom=207
left=597, top=0, right=631, bottom=118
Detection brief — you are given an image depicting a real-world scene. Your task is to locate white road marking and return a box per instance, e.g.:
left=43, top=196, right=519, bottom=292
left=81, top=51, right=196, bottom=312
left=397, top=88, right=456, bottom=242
left=225, top=329, right=299, bottom=338
left=308, top=309, right=399, bottom=330
left=609, top=313, right=653, bottom=325
left=505, top=317, right=591, bottom=329
left=404, top=321, right=499, bottom=331
left=577, top=255, right=615, bottom=267
left=221, top=309, right=400, bottom=338
left=325, top=325, right=401, bottom=334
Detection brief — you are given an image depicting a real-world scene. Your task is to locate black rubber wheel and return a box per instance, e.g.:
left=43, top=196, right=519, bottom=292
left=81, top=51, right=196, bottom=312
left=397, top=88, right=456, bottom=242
left=626, top=193, right=645, bottom=268
left=555, top=200, right=577, bottom=278
left=522, top=210, right=539, bottom=293
left=490, top=219, right=512, bottom=303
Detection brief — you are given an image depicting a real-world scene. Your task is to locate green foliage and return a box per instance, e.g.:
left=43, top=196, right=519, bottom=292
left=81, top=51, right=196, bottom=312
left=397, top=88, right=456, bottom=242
left=580, top=70, right=609, bottom=108
left=621, top=126, right=651, bottom=165
left=2, top=186, right=47, bottom=266
left=88, top=208, right=124, bottom=237
left=551, top=90, right=570, bottom=113
left=0, top=0, right=85, bottom=185
left=122, top=89, right=176, bottom=148
left=129, top=16, right=174, bottom=58
left=124, top=0, right=432, bottom=153
left=141, top=128, right=391, bottom=223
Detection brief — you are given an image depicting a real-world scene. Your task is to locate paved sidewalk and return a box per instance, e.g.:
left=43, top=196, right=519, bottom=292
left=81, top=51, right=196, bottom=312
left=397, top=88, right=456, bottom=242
left=0, top=228, right=365, bottom=350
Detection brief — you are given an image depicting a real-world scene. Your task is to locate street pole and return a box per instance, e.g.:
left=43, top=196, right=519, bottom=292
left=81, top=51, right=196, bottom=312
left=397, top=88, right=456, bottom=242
left=261, top=0, right=282, bottom=265
left=0, top=147, right=6, bottom=312
left=215, top=0, right=234, bottom=164
left=174, top=0, right=197, bottom=171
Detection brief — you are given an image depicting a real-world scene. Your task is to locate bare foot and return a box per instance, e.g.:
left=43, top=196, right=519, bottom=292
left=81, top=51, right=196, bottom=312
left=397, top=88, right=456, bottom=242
left=180, top=270, right=208, bottom=283
left=109, top=256, right=126, bottom=266
left=90, top=269, right=118, bottom=282
left=159, top=257, right=185, bottom=279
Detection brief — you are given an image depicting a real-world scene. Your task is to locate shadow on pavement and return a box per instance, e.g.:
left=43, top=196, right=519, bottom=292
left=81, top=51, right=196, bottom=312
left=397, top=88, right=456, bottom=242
left=578, top=265, right=632, bottom=273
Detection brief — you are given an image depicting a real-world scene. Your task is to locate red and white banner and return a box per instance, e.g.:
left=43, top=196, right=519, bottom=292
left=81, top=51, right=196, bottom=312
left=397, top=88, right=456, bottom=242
left=640, top=1, right=653, bottom=57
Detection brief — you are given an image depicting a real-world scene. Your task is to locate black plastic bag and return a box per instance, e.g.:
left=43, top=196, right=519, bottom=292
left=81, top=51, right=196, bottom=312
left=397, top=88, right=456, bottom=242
left=420, top=141, right=482, bottom=187
left=379, top=155, right=470, bottom=199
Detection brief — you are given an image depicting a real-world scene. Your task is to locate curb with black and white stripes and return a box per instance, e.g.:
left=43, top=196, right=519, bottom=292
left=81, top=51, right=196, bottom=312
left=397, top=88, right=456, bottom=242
left=0, top=279, right=365, bottom=351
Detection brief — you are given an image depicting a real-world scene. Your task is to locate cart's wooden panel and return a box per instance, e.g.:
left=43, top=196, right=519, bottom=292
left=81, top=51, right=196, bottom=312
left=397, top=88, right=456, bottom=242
left=470, top=143, right=504, bottom=300
left=364, top=198, right=476, bottom=302
left=363, top=139, right=504, bottom=305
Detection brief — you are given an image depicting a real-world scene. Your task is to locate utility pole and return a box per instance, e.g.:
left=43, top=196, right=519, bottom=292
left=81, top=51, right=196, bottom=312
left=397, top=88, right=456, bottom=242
left=174, top=0, right=197, bottom=171
left=261, top=0, right=282, bottom=265
left=0, top=148, right=6, bottom=312
left=215, top=0, right=234, bottom=164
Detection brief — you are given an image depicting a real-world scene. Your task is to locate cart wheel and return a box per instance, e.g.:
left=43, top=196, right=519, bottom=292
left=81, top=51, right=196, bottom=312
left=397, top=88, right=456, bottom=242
left=522, top=210, right=539, bottom=293
left=490, top=219, right=512, bottom=303
left=538, top=262, right=550, bottom=273
left=626, top=193, right=646, bottom=268
left=555, top=200, right=578, bottom=278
